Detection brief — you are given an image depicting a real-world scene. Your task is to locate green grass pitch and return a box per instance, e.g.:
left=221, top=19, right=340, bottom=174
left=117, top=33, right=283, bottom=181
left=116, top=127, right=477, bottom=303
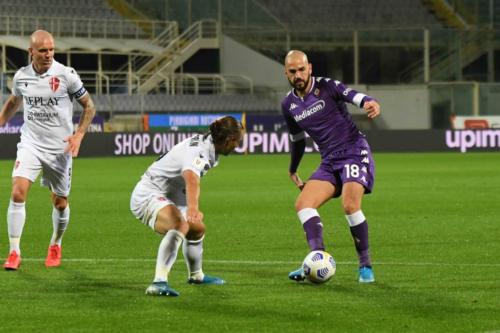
left=0, top=152, right=499, bottom=332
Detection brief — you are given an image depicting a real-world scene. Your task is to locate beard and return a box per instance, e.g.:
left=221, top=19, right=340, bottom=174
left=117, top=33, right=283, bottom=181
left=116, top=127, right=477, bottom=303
left=290, top=76, right=310, bottom=94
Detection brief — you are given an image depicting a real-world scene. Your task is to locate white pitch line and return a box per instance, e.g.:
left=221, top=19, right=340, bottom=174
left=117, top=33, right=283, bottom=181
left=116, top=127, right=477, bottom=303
left=16, top=258, right=500, bottom=267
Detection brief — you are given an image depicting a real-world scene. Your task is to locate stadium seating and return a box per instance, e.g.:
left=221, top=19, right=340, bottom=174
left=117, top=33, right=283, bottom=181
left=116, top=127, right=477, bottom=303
left=0, top=0, right=123, bottom=21
left=256, top=0, right=443, bottom=30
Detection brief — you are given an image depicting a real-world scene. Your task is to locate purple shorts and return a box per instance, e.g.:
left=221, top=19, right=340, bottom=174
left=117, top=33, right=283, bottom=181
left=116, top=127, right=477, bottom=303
left=309, top=138, right=375, bottom=198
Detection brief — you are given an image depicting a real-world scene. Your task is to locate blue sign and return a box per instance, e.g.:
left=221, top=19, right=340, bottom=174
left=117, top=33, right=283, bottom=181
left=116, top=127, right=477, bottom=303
left=148, top=113, right=243, bottom=129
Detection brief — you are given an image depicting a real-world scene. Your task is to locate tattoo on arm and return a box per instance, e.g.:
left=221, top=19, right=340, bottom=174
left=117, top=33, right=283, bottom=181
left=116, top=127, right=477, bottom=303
left=76, top=94, right=96, bottom=134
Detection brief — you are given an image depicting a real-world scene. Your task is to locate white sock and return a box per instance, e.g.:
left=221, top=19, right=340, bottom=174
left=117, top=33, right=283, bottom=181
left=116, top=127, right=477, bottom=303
left=50, top=205, right=70, bottom=246
left=154, top=230, right=184, bottom=283
left=183, top=235, right=204, bottom=280
left=7, top=200, right=26, bottom=254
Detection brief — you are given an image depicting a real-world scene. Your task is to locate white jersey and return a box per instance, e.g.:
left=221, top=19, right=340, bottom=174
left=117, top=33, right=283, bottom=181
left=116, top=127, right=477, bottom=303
left=140, top=133, right=219, bottom=197
left=12, top=60, right=87, bottom=153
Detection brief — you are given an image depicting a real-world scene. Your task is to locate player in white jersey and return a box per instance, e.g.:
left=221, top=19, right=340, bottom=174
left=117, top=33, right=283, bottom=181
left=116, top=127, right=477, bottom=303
left=0, top=30, right=96, bottom=270
left=130, top=116, right=244, bottom=296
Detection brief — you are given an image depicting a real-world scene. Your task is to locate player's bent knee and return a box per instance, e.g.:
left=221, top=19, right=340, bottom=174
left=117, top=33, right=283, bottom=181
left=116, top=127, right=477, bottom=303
left=343, top=202, right=361, bottom=215
left=11, top=185, right=29, bottom=203
left=11, top=177, right=31, bottom=202
left=52, top=196, right=68, bottom=210
left=11, top=189, right=27, bottom=203
left=176, top=221, right=189, bottom=236
left=155, top=217, right=189, bottom=235
left=294, top=195, right=308, bottom=211
left=155, top=205, right=189, bottom=235
left=186, top=221, right=205, bottom=240
left=295, top=197, right=317, bottom=212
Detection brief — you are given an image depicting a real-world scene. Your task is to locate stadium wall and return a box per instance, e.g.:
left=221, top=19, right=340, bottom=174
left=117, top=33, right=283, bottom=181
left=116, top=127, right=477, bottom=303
left=220, top=36, right=289, bottom=92
left=367, top=85, right=430, bottom=129
left=1, top=130, right=498, bottom=159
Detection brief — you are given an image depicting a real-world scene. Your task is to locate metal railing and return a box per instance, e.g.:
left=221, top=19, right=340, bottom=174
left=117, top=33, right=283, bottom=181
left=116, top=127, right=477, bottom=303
left=147, top=73, right=254, bottom=95
left=135, top=19, right=219, bottom=93
left=136, top=19, right=218, bottom=76
left=0, top=70, right=254, bottom=96
left=399, top=28, right=493, bottom=82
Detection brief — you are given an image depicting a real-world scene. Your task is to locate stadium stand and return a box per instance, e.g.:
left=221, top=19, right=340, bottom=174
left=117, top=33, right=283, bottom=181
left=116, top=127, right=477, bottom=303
left=0, top=0, right=123, bottom=21
left=1, top=0, right=500, bottom=130
left=257, top=0, right=443, bottom=30
left=0, top=0, right=279, bottom=120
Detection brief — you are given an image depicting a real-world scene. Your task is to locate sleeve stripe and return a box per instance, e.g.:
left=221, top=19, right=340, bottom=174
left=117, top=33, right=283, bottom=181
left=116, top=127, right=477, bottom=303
left=289, top=131, right=306, bottom=142
left=353, top=93, right=366, bottom=107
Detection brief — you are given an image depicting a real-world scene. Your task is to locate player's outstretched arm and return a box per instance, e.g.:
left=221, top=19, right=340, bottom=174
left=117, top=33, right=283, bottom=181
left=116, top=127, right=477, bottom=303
left=363, top=100, right=381, bottom=119
left=65, top=93, right=96, bottom=157
left=182, top=170, right=204, bottom=224
left=0, top=95, right=22, bottom=126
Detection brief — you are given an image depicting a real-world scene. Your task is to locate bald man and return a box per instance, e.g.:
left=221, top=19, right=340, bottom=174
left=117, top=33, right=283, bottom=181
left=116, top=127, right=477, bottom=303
left=282, top=50, right=380, bottom=283
left=0, top=30, right=96, bottom=270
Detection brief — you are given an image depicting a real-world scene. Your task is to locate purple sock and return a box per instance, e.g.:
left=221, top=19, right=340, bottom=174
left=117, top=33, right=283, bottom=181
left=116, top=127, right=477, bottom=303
left=349, top=221, right=371, bottom=267
left=303, top=216, right=325, bottom=251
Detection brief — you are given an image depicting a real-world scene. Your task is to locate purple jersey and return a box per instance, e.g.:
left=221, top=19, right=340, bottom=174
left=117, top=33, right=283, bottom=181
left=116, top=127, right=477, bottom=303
left=281, top=77, right=373, bottom=158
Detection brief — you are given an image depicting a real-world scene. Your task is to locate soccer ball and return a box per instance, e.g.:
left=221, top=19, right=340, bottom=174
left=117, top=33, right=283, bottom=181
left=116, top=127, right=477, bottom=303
left=302, top=250, right=336, bottom=283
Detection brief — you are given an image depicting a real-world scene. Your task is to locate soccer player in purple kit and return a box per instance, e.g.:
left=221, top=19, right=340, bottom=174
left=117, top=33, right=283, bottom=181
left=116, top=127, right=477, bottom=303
left=282, top=50, right=381, bottom=283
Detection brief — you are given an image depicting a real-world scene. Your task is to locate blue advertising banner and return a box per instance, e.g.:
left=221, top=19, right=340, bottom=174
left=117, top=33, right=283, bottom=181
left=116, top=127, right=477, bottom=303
left=147, top=113, right=243, bottom=131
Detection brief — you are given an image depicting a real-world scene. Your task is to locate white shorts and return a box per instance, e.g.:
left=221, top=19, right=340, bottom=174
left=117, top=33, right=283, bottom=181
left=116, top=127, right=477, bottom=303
left=130, top=181, right=186, bottom=230
left=12, top=143, right=72, bottom=197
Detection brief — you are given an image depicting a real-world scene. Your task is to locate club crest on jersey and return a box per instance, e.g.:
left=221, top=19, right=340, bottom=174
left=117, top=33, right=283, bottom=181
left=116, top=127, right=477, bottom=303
left=49, top=76, right=60, bottom=92
left=314, top=88, right=320, bottom=96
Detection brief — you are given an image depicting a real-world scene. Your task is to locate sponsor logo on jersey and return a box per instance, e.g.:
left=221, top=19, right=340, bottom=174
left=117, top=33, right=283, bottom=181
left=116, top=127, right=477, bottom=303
left=360, top=149, right=368, bottom=155
left=26, top=110, right=59, bottom=122
left=293, top=100, right=325, bottom=122
left=17, top=78, right=37, bottom=88
left=24, top=96, right=60, bottom=106
left=49, top=76, right=60, bottom=92
left=343, top=88, right=352, bottom=96
left=289, top=103, right=298, bottom=110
